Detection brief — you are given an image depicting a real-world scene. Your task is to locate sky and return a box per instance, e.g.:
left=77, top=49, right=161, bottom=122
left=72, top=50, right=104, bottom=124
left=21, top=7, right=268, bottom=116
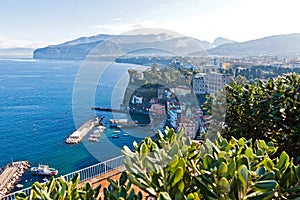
left=0, top=0, right=300, bottom=48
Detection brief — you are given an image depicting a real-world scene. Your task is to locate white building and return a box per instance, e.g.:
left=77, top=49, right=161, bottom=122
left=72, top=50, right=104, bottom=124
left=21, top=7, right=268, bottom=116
left=192, top=73, right=208, bottom=94
left=192, top=72, right=231, bottom=94
left=131, top=95, right=143, bottom=104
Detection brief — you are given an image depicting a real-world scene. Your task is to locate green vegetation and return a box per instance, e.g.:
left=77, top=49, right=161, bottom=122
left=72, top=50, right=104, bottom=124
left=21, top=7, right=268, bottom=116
left=122, top=128, right=300, bottom=199
left=235, top=65, right=300, bottom=83
left=223, top=73, right=300, bottom=162
left=103, top=172, right=143, bottom=200
left=16, top=174, right=100, bottom=200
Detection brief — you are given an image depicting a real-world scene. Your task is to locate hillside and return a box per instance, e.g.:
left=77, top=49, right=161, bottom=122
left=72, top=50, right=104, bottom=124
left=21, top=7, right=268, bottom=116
left=208, top=33, right=300, bottom=57
left=33, top=33, right=300, bottom=59
left=33, top=34, right=212, bottom=60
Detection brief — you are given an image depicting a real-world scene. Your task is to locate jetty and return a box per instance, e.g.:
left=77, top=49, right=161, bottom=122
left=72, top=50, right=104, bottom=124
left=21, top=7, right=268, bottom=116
left=0, top=161, right=30, bottom=198
left=92, top=107, right=127, bottom=114
left=65, top=117, right=103, bottom=144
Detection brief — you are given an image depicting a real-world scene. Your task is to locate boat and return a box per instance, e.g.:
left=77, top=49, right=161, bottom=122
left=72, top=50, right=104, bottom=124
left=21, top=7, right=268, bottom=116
left=109, top=119, right=138, bottom=128
left=31, top=164, right=58, bottom=176
left=88, top=136, right=99, bottom=142
left=90, top=133, right=101, bottom=137
left=112, top=135, right=119, bottom=138
left=98, top=125, right=106, bottom=132
left=123, top=134, right=129, bottom=136
left=113, top=130, right=121, bottom=133
left=16, top=184, right=24, bottom=188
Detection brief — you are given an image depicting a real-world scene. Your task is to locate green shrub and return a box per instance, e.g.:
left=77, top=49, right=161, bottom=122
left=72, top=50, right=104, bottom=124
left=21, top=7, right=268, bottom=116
left=204, top=73, right=300, bottom=162
left=16, top=174, right=100, bottom=200
left=122, top=128, right=300, bottom=199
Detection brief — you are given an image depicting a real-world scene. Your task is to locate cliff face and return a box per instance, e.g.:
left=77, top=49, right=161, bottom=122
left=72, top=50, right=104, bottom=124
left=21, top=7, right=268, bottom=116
left=33, top=41, right=102, bottom=60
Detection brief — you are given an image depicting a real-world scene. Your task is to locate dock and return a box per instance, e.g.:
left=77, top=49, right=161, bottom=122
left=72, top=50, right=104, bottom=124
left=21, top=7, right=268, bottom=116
left=65, top=117, right=103, bottom=144
left=0, top=161, right=30, bottom=198
left=92, top=107, right=128, bottom=114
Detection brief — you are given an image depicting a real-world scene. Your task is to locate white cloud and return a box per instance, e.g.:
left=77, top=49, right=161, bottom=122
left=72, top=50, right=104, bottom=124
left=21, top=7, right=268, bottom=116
left=112, top=18, right=124, bottom=21
left=93, top=20, right=157, bottom=35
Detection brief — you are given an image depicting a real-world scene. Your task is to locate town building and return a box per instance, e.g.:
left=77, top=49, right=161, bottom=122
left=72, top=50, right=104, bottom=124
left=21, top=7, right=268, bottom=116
left=150, top=103, right=166, bottom=115
left=178, top=117, right=196, bottom=138
left=192, top=72, right=232, bottom=94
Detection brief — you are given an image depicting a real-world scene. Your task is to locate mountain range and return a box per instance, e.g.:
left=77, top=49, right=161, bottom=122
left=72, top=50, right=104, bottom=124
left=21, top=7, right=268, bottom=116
left=23, top=33, right=300, bottom=59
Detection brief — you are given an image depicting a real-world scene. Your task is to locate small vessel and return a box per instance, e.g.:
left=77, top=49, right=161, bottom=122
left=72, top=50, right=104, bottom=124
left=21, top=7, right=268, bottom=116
left=112, top=135, right=119, bottom=138
left=88, top=137, right=99, bottom=142
left=16, top=184, right=24, bottom=188
left=98, top=125, right=106, bottom=132
left=123, top=134, right=129, bottom=136
left=90, top=133, right=101, bottom=137
left=31, top=164, right=58, bottom=176
left=113, top=130, right=121, bottom=133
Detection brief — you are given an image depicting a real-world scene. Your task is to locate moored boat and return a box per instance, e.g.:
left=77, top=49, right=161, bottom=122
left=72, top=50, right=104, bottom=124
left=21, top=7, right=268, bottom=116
left=31, top=164, right=58, bottom=176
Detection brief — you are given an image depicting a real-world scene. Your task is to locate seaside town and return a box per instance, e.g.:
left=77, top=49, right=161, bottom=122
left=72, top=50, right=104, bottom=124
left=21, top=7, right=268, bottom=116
left=120, top=55, right=300, bottom=140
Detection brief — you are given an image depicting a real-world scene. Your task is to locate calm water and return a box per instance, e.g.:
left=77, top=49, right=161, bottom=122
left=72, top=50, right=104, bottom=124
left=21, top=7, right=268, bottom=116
left=0, top=59, right=153, bottom=188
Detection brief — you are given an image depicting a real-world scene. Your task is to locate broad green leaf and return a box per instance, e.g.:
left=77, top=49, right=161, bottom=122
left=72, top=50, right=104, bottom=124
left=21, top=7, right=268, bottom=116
left=218, top=162, right=228, bottom=177
left=237, top=165, right=249, bottom=188
left=253, top=180, right=277, bottom=192
left=218, top=177, right=230, bottom=193
left=276, top=151, right=289, bottom=172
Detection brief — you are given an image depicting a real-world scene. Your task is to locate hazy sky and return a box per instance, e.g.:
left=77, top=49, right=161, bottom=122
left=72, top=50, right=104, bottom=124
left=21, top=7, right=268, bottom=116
left=0, top=0, right=300, bottom=48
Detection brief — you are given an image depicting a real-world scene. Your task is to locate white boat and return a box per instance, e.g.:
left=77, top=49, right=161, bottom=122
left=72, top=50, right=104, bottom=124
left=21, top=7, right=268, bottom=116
left=98, top=125, right=106, bottom=132
left=31, top=164, right=58, bottom=176
left=90, top=133, right=101, bottom=137
left=113, top=130, right=121, bottom=133
left=88, top=137, right=99, bottom=142
left=16, top=184, right=24, bottom=188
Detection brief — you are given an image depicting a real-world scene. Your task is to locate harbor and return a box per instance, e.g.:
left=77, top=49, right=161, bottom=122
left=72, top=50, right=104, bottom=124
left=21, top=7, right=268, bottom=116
left=0, top=161, right=30, bottom=198
left=65, top=117, right=103, bottom=144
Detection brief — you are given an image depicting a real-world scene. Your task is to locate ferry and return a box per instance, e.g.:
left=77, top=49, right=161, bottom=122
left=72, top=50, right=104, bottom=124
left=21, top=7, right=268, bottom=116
left=31, top=164, right=58, bottom=176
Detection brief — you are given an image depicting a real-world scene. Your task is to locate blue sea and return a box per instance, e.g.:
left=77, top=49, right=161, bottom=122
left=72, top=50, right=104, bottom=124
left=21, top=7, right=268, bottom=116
left=0, top=58, right=155, bottom=188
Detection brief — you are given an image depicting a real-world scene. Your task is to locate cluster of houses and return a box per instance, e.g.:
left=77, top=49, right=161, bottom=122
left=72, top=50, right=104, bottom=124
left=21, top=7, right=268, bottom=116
left=128, top=60, right=233, bottom=139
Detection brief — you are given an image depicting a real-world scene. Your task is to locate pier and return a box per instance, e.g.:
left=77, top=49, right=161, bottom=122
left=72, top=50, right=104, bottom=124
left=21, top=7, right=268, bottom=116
left=65, top=117, right=103, bottom=144
left=92, top=107, right=128, bottom=113
left=0, top=161, right=30, bottom=198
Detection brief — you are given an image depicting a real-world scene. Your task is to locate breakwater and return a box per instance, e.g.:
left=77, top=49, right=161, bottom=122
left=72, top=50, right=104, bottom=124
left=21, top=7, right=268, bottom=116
left=65, top=117, right=103, bottom=144
left=0, top=161, right=30, bottom=198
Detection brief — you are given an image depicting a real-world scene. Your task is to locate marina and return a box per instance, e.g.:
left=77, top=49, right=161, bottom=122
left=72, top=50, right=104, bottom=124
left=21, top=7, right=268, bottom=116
left=65, top=117, right=103, bottom=144
left=0, top=161, right=30, bottom=198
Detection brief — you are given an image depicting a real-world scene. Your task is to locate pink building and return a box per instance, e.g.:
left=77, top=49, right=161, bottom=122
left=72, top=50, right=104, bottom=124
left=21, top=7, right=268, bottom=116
left=150, top=103, right=166, bottom=115
left=178, top=117, right=196, bottom=138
